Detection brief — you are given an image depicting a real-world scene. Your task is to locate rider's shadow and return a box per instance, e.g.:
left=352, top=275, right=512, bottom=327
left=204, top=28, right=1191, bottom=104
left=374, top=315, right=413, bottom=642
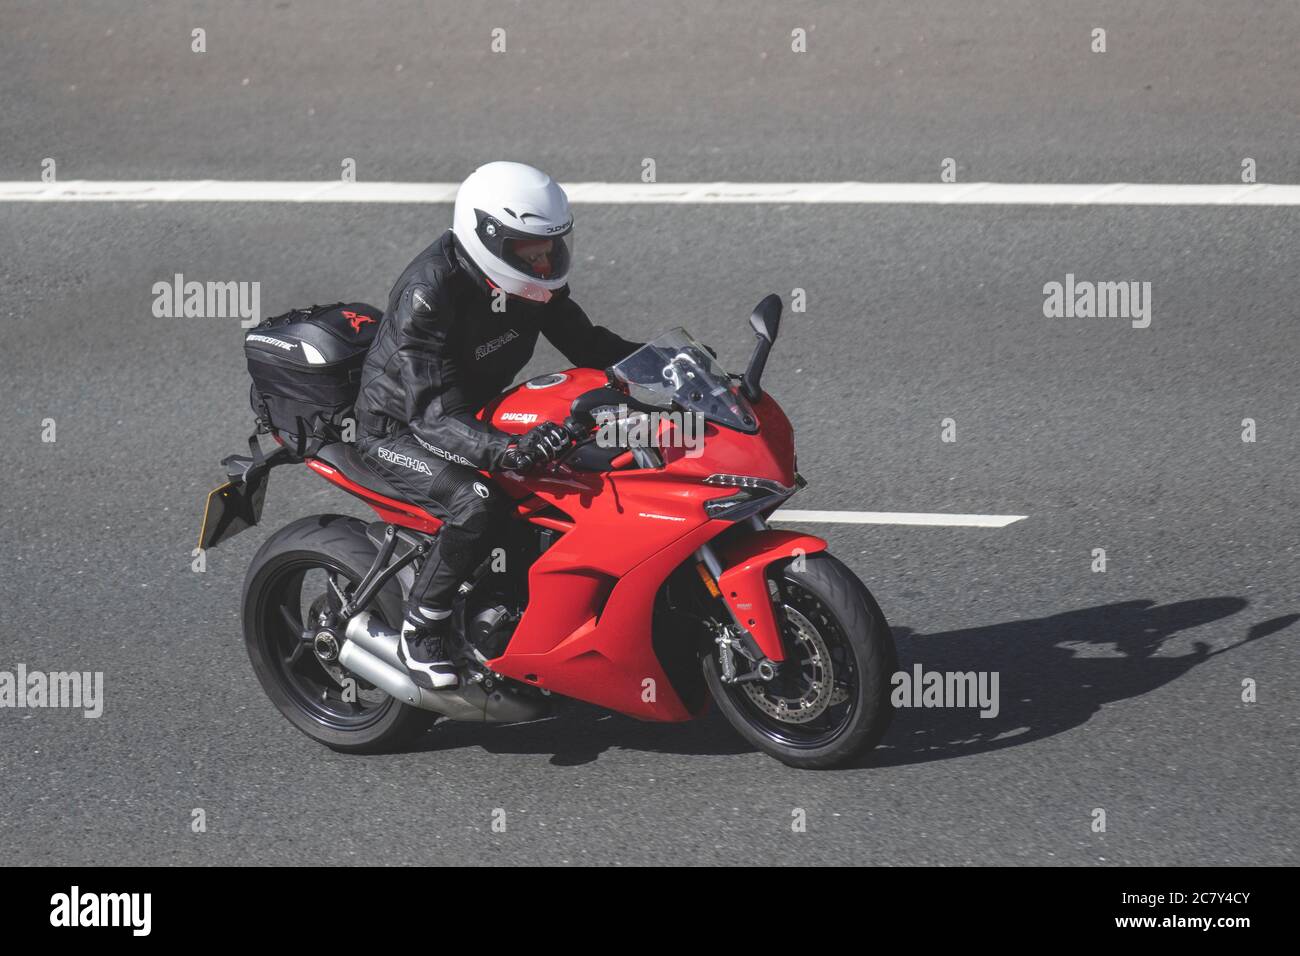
left=866, top=597, right=1295, bottom=769
left=412, top=598, right=1295, bottom=767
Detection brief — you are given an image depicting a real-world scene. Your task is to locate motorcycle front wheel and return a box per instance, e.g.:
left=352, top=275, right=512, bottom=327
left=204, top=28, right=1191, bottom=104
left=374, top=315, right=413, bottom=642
left=702, top=552, right=897, bottom=769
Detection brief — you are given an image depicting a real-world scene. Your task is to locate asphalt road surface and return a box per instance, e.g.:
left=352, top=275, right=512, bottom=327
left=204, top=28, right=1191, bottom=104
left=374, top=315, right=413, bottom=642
left=0, top=2, right=1296, bottom=866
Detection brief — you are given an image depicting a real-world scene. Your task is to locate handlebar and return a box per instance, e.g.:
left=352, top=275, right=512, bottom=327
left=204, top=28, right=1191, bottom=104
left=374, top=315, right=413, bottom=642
left=500, top=417, right=592, bottom=474
left=554, top=416, right=595, bottom=466
left=501, top=386, right=659, bottom=475
left=563, top=416, right=590, bottom=442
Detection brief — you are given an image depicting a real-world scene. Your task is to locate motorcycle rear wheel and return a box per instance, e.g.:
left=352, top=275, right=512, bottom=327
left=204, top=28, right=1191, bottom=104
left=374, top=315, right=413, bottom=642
left=703, top=553, right=897, bottom=769
left=242, top=514, right=435, bottom=753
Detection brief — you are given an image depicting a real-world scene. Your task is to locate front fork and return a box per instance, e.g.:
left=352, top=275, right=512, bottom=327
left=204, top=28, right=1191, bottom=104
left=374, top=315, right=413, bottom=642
left=694, top=517, right=829, bottom=685
left=695, top=527, right=774, bottom=685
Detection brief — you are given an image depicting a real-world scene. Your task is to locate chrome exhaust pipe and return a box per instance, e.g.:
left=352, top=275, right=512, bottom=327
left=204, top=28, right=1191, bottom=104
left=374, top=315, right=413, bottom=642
left=337, top=637, right=423, bottom=707
left=341, top=611, right=550, bottom=724
left=344, top=610, right=405, bottom=670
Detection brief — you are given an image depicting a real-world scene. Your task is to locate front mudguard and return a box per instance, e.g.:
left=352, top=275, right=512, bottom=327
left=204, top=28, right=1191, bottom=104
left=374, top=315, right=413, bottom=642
left=713, top=530, right=828, bottom=662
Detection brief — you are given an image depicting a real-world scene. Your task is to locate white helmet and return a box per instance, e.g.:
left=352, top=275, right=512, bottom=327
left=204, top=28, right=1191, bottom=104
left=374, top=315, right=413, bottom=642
left=452, top=162, right=574, bottom=303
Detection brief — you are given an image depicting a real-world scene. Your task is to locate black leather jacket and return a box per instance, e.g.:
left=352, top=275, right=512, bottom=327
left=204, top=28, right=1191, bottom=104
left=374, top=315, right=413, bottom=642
left=356, top=230, right=640, bottom=469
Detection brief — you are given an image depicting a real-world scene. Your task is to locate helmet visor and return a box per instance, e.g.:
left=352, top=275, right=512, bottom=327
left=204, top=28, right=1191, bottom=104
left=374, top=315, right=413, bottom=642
left=502, top=232, right=573, bottom=281
left=474, top=209, right=574, bottom=283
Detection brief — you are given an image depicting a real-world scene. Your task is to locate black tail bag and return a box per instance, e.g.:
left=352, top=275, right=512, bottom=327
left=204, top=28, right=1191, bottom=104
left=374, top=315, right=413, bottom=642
left=244, top=302, right=381, bottom=456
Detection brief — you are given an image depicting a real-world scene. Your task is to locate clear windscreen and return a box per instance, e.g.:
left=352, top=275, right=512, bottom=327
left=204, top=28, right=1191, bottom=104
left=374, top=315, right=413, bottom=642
left=610, top=328, right=757, bottom=432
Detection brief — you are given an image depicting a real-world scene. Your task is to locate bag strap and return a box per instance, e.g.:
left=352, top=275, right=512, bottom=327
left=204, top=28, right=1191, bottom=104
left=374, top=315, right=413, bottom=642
left=222, top=430, right=293, bottom=485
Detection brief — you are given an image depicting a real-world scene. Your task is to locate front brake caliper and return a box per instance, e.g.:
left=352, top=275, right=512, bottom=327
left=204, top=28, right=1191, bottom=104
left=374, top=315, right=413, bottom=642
left=715, top=631, right=738, bottom=683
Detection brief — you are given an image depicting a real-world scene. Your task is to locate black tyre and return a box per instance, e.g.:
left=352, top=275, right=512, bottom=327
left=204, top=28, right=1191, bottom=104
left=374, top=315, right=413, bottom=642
left=703, top=553, right=897, bottom=769
left=242, top=514, right=434, bottom=753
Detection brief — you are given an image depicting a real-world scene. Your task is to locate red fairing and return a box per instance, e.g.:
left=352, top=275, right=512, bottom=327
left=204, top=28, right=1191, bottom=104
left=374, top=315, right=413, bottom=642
left=307, top=367, right=807, bottom=722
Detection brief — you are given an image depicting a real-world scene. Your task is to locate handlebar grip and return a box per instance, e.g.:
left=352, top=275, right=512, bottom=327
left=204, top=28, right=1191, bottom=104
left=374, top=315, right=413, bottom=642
left=563, top=416, right=589, bottom=441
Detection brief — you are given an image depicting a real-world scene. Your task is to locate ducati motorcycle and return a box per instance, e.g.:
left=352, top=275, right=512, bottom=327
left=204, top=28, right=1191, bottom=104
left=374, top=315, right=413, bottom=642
left=201, top=294, right=896, bottom=768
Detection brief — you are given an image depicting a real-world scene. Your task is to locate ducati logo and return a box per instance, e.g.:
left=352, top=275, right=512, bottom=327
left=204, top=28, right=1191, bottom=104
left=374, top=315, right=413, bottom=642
left=343, top=310, right=375, bottom=333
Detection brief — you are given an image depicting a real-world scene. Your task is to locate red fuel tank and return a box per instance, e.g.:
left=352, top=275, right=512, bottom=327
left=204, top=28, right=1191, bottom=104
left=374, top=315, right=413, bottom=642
left=480, top=368, right=609, bottom=435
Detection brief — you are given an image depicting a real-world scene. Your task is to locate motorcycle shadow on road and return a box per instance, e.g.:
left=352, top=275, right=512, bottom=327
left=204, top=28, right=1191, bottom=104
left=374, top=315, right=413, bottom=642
left=862, top=597, right=1297, bottom=770
left=411, top=699, right=755, bottom=765
left=394, top=598, right=1295, bottom=768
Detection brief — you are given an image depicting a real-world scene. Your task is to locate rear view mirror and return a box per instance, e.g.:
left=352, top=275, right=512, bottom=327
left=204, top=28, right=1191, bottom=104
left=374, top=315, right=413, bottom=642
left=749, top=293, right=782, bottom=343
left=741, top=294, right=782, bottom=401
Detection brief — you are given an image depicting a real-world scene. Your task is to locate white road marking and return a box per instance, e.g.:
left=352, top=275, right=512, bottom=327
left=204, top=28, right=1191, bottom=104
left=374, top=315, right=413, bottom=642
left=771, top=510, right=1027, bottom=527
left=2, top=180, right=1299, bottom=205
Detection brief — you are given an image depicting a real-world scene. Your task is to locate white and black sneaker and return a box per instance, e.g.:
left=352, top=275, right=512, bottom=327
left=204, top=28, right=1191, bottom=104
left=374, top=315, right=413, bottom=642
left=397, top=606, right=459, bottom=690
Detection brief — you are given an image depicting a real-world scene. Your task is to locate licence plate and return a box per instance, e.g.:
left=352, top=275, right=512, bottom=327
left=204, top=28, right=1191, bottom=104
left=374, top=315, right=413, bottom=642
left=198, top=474, right=267, bottom=551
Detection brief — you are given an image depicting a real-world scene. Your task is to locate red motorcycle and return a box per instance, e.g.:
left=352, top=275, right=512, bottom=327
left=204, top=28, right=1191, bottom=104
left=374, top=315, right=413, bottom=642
left=201, top=295, right=896, bottom=768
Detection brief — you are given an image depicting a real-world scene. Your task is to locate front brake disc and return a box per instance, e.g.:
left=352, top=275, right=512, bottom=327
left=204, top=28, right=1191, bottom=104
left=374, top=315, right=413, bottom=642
left=741, top=604, right=836, bottom=724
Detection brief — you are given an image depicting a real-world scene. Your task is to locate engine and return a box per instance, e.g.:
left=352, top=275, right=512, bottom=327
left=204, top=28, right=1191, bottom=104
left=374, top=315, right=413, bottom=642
left=460, top=520, right=558, bottom=662
left=467, top=603, right=520, bottom=660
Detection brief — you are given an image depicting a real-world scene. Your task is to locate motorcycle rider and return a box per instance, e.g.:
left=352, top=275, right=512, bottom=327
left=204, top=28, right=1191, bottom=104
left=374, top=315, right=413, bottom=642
left=354, top=162, right=641, bottom=690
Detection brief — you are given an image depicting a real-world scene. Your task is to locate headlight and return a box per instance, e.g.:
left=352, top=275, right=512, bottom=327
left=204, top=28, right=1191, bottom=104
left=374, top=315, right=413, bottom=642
left=702, top=474, right=802, bottom=520
left=703, top=474, right=796, bottom=495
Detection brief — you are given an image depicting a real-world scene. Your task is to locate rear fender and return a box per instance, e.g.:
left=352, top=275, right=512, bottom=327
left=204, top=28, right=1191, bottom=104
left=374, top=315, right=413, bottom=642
left=714, top=530, right=828, bottom=662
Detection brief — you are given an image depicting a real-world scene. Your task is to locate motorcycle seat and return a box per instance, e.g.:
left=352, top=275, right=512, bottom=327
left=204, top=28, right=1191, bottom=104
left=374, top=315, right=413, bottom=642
left=313, top=442, right=411, bottom=504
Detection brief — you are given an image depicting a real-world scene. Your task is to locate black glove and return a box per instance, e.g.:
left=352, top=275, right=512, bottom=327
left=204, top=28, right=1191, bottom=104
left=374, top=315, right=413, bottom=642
left=500, top=422, right=573, bottom=472
left=500, top=447, right=537, bottom=472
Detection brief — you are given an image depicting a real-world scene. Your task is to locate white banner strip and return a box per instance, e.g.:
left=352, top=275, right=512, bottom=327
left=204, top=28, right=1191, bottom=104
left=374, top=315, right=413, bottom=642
left=771, top=510, right=1027, bottom=527
left=2, top=180, right=1299, bottom=206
